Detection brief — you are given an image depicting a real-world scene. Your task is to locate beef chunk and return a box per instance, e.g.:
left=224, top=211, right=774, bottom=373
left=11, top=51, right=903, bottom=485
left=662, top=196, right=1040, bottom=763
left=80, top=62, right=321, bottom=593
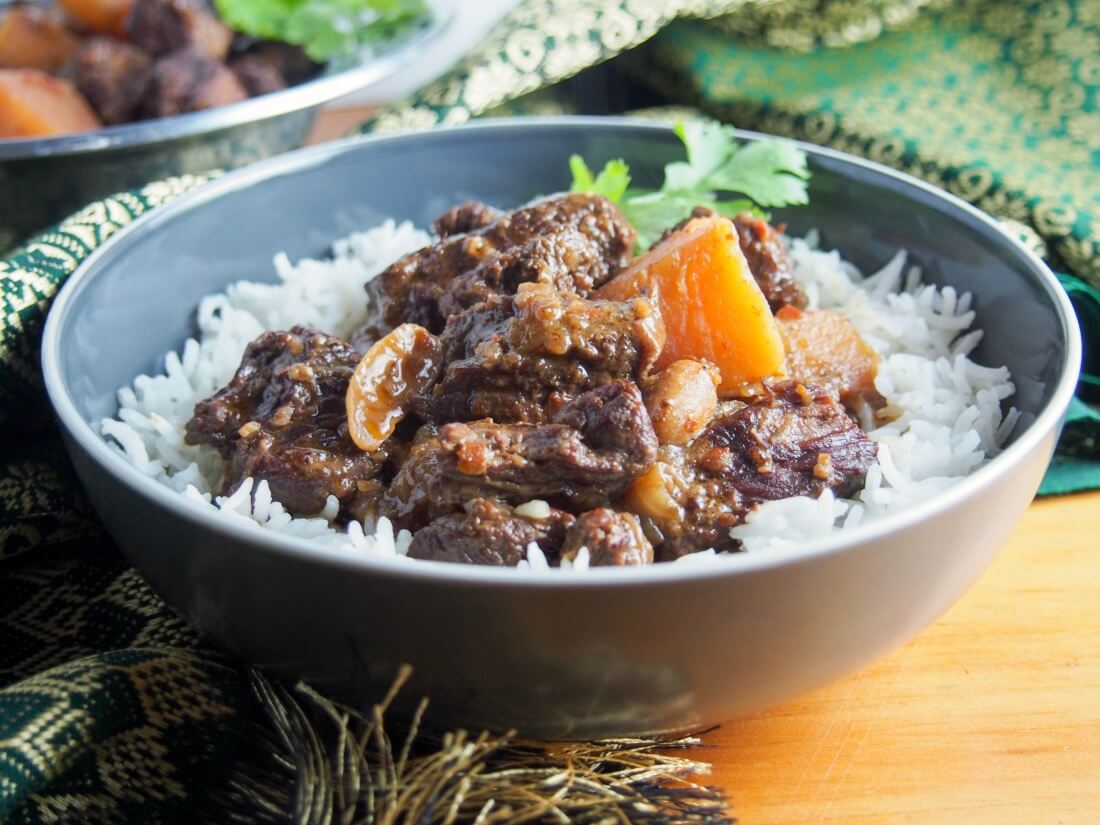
left=436, top=229, right=612, bottom=321
left=382, top=381, right=658, bottom=530
left=126, top=0, right=233, bottom=59
left=141, top=49, right=246, bottom=118
left=560, top=509, right=654, bottom=567
left=432, top=201, right=501, bottom=238
left=229, top=53, right=286, bottom=96
left=363, top=193, right=637, bottom=335
left=700, top=381, right=876, bottom=502
left=71, top=39, right=152, bottom=125
left=240, top=41, right=317, bottom=85
left=407, top=498, right=575, bottom=566
left=733, top=213, right=805, bottom=312
left=628, top=381, right=877, bottom=559
left=427, top=282, right=665, bottom=424
left=661, top=207, right=805, bottom=312
left=434, top=292, right=513, bottom=365
left=186, top=327, right=384, bottom=520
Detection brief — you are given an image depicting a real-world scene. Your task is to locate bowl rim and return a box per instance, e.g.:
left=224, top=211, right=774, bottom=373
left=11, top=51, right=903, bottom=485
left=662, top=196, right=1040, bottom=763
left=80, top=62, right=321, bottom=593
left=0, top=10, right=452, bottom=161
left=41, top=115, right=1083, bottom=588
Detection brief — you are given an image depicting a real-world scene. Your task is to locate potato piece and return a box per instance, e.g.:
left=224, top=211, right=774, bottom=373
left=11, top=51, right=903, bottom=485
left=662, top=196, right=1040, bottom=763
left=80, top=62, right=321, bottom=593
left=598, top=215, right=786, bottom=393
left=0, top=7, right=80, bottom=72
left=0, top=69, right=101, bottom=138
left=346, top=324, right=443, bottom=452
left=778, top=308, right=883, bottom=410
left=644, top=359, right=720, bottom=446
left=58, top=0, right=134, bottom=38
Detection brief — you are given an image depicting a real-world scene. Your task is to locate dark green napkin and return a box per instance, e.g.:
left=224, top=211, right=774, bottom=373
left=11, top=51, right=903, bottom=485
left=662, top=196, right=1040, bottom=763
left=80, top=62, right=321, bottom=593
left=1041, top=274, right=1100, bottom=493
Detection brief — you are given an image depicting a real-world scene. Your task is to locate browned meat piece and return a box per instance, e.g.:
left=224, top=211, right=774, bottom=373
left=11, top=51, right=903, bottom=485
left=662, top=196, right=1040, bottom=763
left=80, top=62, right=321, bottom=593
left=733, top=213, right=805, bottom=312
left=190, top=58, right=247, bottom=110
left=363, top=193, right=637, bottom=335
left=141, top=49, right=246, bottom=118
left=661, top=207, right=805, bottom=312
left=707, top=381, right=877, bottom=501
left=407, top=498, right=575, bottom=566
left=229, top=53, right=286, bottom=97
left=427, top=282, right=665, bottom=424
left=560, top=509, right=654, bottom=567
left=126, top=0, right=233, bottom=59
left=434, top=292, right=513, bottom=365
left=432, top=201, right=501, bottom=238
left=71, top=39, right=152, bottom=125
left=626, top=380, right=877, bottom=558
left=382, top=381, right=658, bottom=530
left=240, top=41, right=317, bottom=85
left=436, top=229, right=613, bottom=320
left=778, top=308, right=884, bottom=413
left=185, top=326, right=385, bottom=520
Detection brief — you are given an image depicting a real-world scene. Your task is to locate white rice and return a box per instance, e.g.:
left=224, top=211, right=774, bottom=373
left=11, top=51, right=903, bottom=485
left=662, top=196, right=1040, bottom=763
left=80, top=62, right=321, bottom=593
left=729, top=233, right=1016, bottom=552
left=101, top=222, right=1016, bottom=567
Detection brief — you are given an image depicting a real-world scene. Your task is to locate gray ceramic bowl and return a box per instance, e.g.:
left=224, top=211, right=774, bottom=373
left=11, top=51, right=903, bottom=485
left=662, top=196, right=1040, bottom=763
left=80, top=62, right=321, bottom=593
left=0, top=12, right=449, bottom=250
left=42, top=118, right=1081, bottom=739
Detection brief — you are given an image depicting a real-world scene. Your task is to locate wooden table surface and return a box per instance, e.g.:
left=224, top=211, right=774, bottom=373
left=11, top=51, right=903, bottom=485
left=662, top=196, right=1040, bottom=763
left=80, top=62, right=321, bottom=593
left=703, top=490, right=1100, bottom=824
left=310, top=108, right=1100, bottom=824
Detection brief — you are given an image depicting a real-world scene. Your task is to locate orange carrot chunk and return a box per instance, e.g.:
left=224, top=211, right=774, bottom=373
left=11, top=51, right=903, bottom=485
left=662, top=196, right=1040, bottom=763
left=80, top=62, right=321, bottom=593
left=0, top=70, right=101, bottom=138
left=0, top=7, right=80, bottom=72
left=597, top=215, right=786, bottom=392
left=58, top=0, right=134, bottom=38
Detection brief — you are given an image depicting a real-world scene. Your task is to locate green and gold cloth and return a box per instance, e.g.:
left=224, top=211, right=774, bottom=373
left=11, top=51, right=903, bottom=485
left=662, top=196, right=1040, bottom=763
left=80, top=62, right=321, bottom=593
left=1, top=1, right=1099, bottom=821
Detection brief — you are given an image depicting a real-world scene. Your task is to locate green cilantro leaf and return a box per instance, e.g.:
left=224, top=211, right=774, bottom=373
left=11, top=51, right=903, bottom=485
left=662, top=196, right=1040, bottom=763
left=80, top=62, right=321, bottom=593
left=569, top=120, right=810, bottom=250
left=214, top=0, right=291, bottom=40
left=569, top=155, right=631, bottom=202
left=214, top=0, right=430, bottom=62
left=710, top=140, right=810, bottom=208
left=617, top=191, right=700, bottom=250
left=569, top=154, right=596, bottom=193
left=662, top=120, right=737, bottom=191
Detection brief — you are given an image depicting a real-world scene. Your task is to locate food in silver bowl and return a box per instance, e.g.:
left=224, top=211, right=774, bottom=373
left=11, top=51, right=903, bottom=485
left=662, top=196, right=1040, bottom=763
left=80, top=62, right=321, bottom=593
left=100, top=123, right=1020, bottom=569
left=42, top=119, right=1081, bottom=737
left=0, top=0, right=440, bottom=247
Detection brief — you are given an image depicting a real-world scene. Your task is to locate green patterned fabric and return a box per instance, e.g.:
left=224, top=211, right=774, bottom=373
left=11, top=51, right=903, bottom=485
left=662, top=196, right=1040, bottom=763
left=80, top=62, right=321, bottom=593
left=626, top=0, right=1100, bottom=287
left=0, top=548, right=250, bottom=823
left=0, top=0, right=1098, bottom=821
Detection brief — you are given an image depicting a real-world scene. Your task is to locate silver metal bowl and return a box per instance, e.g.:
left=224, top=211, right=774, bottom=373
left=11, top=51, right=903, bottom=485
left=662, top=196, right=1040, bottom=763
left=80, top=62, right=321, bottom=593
left=41, top=118, right=1082, bottom=739
left=0, top=14, right=449, bottom=250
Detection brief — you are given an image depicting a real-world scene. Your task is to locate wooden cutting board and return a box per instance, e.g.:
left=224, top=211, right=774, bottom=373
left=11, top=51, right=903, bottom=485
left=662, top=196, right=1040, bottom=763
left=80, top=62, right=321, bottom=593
left=702, top=490, right=1100, bottom=824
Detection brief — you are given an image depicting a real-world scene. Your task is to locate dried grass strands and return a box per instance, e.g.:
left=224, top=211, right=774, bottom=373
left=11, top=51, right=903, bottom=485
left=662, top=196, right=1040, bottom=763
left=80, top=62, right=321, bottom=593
left=216, top=667, right=732, bottom=825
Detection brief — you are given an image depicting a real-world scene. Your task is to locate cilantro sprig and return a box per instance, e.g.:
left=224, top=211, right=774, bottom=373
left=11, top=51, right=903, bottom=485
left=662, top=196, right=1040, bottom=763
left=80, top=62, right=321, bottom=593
left=214, top=0, right=430, bottom=63
left=570, top=121, right=810, bottom=249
